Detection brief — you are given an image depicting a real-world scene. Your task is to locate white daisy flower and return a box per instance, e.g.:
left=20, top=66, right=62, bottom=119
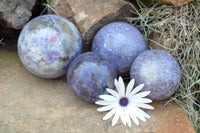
left=95, top=76, right=154, bottom=127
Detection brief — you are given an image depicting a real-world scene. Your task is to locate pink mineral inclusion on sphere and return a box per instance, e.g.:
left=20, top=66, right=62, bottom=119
left=18, top=15, right=82, bottom=78
left=49, top=35, right=57, bottom=43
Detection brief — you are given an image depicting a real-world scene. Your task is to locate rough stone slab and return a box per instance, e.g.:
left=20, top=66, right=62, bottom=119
left=160, top=0, right=192, bottom=7
left=0, top=0, right=36, bottom=29
left=49, top=0, right=133, bottom=51
left=0, top=49, right=196, bottom=133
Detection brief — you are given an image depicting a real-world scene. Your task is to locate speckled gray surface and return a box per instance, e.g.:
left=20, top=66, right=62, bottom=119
left=92, top=22, right=147, bottom=76
left=18, top=15, right=82, bottom=78
left=67, top=52, right=117, bottom=103
left=130, top=49, right=181, bottom=100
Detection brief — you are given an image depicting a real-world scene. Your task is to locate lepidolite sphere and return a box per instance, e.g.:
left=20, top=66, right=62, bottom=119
left=67, top=52, right=117, bottom=103
left=18, top=15, right=82, bottom=78
left=130, top=49, right=181, bottom=101
left=92, top=22, right=147, bottom=76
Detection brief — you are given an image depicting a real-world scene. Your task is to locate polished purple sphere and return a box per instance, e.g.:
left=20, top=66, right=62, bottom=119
left=130, top=49, right=181, bottom=101
left=18, top=15, right=82, bottom=78
left=67, top=52, right=117, bottom=103
left=92, top=22, right=147, bottom=76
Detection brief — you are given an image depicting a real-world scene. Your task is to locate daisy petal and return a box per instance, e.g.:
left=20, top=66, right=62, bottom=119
left=126, top=78, right=135, bottom=96
left=133, top=108, right=146, bottom=122
left=132, top=91, right=151, bottom=98
left=125, top=113, right=131, bottom=127
left=97, top=105, right=116, bottom=112
left=99, top=95, right=117, bottom=101
left=130, top=84, right=144, bottom=96
left=118, top=76, right=125, bottom=96
left=129, top=111, right=139, bottom=125
left=120, top=111, right=127, bottom=126
left=112, top=109, right=120, bottom=126
left=134, top=106, right=151, bottom=119
left=106, top=88, right=120, bottom=98
left=134, top=103, right=154, bottom=110
left=132, top=98, right=152, bottom=103
left=103, top=108, right=117, bottom=120
left=95, top=100, right=113, bottom=106
left=114, top=79, right=120, bottom=93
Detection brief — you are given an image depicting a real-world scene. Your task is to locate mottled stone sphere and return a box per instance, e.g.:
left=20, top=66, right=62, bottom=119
left=67, top=52, right=117, bottom=103
left=130, top=49, right=181, bottom=101
left=18, top=15, right=82, bottom=78
left=92, top=22, right=147, bottom=76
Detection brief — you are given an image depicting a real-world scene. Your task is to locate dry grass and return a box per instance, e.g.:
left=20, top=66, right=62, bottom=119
left=0, top=38, right=5, bottom=46
left=128, top=0, right=200, bottom=131
left=40, top=0, right=59, bottom=15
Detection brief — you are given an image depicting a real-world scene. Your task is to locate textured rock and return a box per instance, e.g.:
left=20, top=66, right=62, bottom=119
left=49, top=0, right=133, bottom=51
left=0, top=49, right=196, bottom=133
left=160, top=0, right=191, bottom=7
left=0, top=0, right=36, bottom=29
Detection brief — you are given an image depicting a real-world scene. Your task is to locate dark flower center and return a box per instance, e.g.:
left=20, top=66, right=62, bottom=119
left=119, top=97, right=129, bottom=107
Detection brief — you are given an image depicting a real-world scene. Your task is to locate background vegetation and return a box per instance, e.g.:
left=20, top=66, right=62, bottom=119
left=128, top=0, right=200, bottom=131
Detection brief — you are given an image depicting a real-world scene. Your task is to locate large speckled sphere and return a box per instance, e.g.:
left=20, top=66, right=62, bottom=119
left=67, top=52, right=117, bottom=103
left=92, top=22, right=147, bottom=76
left=130, top=49, right=181, bottom=101
left=18, top=15, right=82, bottom=78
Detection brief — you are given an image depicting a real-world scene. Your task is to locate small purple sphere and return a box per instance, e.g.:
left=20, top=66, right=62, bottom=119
left=92, top=22, right=147, bottom=76
left=130, top=49, right=181, bottom=101
left=18, top=15, right=82, bottom=78
left=67, top=52, right=117, bottom=103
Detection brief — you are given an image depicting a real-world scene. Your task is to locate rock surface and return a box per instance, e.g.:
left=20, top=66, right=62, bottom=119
left=160, top=0, right=191, bottom=7
left=0, top=49, right=196, bottom=133
left=49, top=0, right=133, bottom=51
left=0, top=0, right=36, bottom=29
